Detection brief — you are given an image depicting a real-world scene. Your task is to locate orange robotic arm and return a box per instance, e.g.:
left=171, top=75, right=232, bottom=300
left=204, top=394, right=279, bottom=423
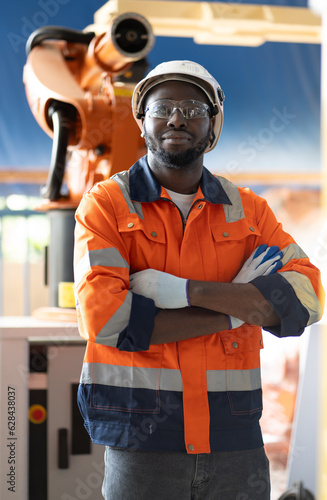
left=23, top=13, right=154, bottom=208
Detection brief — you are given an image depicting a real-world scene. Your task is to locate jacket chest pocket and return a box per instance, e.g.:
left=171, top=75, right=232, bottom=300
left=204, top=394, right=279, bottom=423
left=220, top=328, right=263, bottom=416
left=211, top=221, right=261, bottom=282
left=117, top=215, right=167, bottom=271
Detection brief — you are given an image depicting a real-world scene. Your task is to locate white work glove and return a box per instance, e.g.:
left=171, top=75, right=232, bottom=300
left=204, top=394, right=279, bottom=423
left=129, top=269, right=190, bottom=309
left=228, top=244, right=283, bottom=329
left=227, top=316, right=245, bottom=330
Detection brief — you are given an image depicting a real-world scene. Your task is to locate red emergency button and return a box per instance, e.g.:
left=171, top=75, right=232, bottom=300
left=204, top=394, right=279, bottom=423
left=29, top=404, right=47, bottom=424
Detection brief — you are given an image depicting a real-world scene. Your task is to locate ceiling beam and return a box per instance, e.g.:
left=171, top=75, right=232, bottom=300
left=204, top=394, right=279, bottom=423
left=87, top=0, right=322, bottom=47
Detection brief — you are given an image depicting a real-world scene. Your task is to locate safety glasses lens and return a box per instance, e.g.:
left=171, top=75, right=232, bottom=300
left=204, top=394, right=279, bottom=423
left=145, top=100, right=209, bottom=119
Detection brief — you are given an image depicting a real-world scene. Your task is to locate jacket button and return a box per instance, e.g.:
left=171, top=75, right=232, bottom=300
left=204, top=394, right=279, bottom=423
left=198, top=204, right=203, bottom=209
left=222, top=232, right=229, bottom=237
left=249, top=226, right=255, bottom=232
left=151, top=231, right=157, bottom=237
left=188, top=444, right=194, bottom=451
left=127, top=222, right=134, bottom=228
left=232, top=342, right=238, bottom=349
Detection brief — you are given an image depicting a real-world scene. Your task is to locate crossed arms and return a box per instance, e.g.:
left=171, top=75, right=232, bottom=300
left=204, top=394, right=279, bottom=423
left=74, top=186, right=324, bottom=351
left=130, top=245, right=283, bottom=345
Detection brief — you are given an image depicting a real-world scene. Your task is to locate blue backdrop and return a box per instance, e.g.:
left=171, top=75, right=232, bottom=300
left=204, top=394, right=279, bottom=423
left=0, top=0, right=321, bottom=181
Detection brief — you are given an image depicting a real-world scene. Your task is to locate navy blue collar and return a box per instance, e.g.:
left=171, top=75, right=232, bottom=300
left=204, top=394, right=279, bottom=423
left=129, top=155, right=232, bottom=205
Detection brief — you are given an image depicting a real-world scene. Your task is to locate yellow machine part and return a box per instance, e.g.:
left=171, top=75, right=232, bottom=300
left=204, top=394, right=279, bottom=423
left=89, top=0, right=322, bottom=46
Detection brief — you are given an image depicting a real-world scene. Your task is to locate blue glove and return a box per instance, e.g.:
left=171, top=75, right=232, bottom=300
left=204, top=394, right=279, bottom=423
left=228, top=244, right=283, bottom=329
left=232, top=244, right=283, bottom=284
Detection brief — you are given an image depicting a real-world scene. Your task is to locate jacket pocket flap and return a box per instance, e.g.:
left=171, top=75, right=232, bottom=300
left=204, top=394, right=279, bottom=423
left=117, top=215, right=166, bottom=244
left=211, top=220, right=261, bottom=242
left=220, top=328, right=263, bottom=354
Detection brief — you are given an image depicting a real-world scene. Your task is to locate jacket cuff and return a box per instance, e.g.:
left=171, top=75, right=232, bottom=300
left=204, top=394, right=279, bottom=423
left=116, top=293, right=158, bottom=351
left=250, top=274, right=310, bottom=338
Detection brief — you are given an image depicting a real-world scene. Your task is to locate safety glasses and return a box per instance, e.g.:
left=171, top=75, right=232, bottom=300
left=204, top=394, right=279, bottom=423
left=144, top=99, right=211, bottom=120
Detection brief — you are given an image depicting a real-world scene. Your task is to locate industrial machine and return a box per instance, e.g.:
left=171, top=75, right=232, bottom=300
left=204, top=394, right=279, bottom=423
left=0, top=11, right=156, bottom=500
left=0, top=318, right=106, bottom=500
left=23, top=11, right=154, bottom=309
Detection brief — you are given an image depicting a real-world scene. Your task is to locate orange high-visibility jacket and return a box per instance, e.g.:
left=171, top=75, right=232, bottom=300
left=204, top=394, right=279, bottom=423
left=74, top=155, right=324, bottom=454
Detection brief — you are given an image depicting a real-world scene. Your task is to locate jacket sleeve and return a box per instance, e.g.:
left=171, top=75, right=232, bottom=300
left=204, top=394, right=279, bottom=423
left=247, top=192, right=325, bottom=338
left=73, top=183, right=157, bottom=352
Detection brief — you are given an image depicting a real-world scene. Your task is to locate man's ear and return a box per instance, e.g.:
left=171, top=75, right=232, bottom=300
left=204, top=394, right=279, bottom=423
left=209, top=117, right=215, bottom=140
left=140, top=117, right=145, bottom=138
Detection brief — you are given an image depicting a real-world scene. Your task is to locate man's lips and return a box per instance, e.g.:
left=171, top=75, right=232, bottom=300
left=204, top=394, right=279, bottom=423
left=161, top=131, right=192, bottom=141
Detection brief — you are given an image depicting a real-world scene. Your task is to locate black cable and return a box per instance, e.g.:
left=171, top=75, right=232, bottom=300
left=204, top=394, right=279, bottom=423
left=26, top=26, right=95, bottom=57
left=41, top=100, right=76, bottom=201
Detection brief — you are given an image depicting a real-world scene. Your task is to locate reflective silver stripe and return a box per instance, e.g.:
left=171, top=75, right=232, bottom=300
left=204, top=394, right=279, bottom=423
left=281, top=242, right=308, bottom=265
left=95, top=292, right=133, bottom=346
left=217, top=176, right=245, bottom=222
left=280, top=270, right=322, bottom=325
left=112, top=171, right=144, bottom=219
left=74, top=252, right=90, bottom=287
left=80, top=363, right=261, bottom=392
left=80, top=363, right=163, bottom=390
left=207, top=368, right=261, bottom=392
left=279, top=242, right=321, bottom=325
left=89, top=248, right=129, bottom=269
left=74, top=247, right=129, bottom=286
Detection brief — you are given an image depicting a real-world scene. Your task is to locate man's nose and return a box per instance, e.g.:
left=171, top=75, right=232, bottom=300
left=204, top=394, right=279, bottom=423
left=167, top=108, right=187, bottom=127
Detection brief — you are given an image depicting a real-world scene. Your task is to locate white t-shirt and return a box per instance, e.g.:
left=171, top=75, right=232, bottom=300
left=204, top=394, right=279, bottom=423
left=165, top=188, right=197, bottom=222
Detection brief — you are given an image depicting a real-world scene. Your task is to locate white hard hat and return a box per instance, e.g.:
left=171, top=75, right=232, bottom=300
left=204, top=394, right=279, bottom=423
left=132, top=60, right=225, bottom=152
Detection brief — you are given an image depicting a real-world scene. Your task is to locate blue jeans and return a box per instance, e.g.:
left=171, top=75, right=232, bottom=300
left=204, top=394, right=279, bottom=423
left=102, top=447, right=270, bottom=500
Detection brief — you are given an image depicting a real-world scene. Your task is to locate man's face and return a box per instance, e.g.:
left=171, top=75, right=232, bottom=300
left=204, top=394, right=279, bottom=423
left=142, top=80, right=214, bottom=168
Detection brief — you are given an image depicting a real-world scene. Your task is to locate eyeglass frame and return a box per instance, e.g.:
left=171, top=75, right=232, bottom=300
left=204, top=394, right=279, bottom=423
left=144, top=99, right=212, bottom=120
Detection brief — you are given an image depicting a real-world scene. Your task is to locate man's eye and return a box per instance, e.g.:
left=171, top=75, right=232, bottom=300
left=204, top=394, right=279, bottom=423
left=183, top=106, right=198, bottom=119
left=153, top=104, right=170, bottom=116
left=191, top=105, right=203, bottom=116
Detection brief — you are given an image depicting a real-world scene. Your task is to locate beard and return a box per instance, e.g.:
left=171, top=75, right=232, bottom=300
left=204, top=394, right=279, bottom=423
left=143, top=126, right=212, bottom=168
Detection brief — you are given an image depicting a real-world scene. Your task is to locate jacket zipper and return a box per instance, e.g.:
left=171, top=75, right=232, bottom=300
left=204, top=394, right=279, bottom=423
left=161, top=197, right=206, bottom=233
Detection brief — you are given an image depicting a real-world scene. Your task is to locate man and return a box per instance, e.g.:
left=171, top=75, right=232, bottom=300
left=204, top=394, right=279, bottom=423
left=74, top=61, right=324, bottom=499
